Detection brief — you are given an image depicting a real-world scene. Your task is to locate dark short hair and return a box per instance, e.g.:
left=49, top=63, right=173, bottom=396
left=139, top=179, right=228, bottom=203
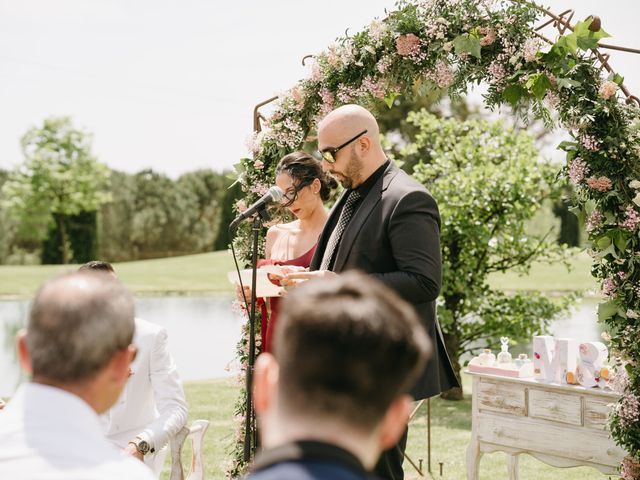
left=27, top=271, right=135, bottom=383
left=79, top=260, right=115, bottom=273
left=276, top=151, right=337, bottom=201
left=273, top=272, right=431, bottom=430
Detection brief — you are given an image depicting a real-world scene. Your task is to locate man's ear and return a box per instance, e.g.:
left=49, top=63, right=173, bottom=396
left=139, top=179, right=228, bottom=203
left=16, top=329, right=32, bottom=375
left=358, top=135, right=372, bottom=155
left=378, top=394, right=412, bottom=451
left=253, top=353, right=279, bottom=415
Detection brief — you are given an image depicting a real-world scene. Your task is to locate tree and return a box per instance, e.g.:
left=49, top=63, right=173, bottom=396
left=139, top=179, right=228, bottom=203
left=403, top=110, right=575, bottom=399
left=1, top=117, right=110, bottom=264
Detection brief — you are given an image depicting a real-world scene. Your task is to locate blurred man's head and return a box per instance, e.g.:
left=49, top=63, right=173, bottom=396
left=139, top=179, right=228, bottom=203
left=79, top=260, right=116, bottom=278
left=17, top=271, right=136, bottom=413
left=253, top=272, right=431, bottom=467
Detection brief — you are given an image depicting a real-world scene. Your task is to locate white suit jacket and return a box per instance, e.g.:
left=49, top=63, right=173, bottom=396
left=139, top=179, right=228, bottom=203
left=103, top=318, right=188, bottom=471
left=0, top=383, right=155, bottom=480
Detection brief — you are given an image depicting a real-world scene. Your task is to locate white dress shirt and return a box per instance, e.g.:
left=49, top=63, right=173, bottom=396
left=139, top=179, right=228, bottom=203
left=103, top=318, right=188, bottom=474
left=0, top=382, right=156, bottom=480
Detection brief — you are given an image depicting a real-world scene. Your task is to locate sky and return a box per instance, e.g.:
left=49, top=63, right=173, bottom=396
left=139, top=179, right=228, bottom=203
left=0, top=0, right=638, bottom=178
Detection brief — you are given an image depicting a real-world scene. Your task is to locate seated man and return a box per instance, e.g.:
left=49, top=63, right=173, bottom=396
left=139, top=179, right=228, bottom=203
left=247, top=271, right=432, bottom=480
left=79, top=261, right=188, bottom=475
left=0, top=271, right=156, bottom=480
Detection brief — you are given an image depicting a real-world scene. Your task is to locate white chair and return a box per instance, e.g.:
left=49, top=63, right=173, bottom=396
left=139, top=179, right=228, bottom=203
left=169, top=420, right=210, bottom=480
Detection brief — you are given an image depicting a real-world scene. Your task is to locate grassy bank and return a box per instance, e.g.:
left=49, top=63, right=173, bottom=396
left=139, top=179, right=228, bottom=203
left=0, top=251, right=236, bottom=298
left=171, top=377, right=607, bottom=480
left=0, top=249, right=596, bottom=299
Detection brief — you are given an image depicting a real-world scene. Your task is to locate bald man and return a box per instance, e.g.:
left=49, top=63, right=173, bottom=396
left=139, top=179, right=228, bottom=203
left=285, top=104, right=459, bottom=480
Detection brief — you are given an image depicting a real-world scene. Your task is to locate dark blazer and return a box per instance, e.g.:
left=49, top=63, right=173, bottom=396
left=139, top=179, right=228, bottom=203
left=247, top=441, right=380, bottom=480
left=311, top=162, right=459, bottom=399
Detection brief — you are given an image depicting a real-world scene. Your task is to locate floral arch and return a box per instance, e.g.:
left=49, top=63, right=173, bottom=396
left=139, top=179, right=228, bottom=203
left=230, top=0, right=640, bottom=477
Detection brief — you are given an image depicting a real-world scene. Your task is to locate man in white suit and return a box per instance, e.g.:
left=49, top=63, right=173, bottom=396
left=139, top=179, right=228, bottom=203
left=80, top=261, right=188, bottom=476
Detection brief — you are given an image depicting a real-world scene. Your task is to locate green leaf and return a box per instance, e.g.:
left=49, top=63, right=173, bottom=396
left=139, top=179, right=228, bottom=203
left=384, top=91, right=401, bottom=108
left=596, top=236, right=611, bottom=249
left=558, top=140, right=579, bottom=151
left=610, top=73, right=624, bottom=85
left=453, top=34, right=481, bottom=59
left=556, top=34, right=578, bottom=54
left=557, top=77, right=580, bottom=89
left=614, top=230, right=629, bottom=252
left=597, top=300, right=618, bottom=321
left=525, top=73, right=553, bottom=100
left=573, top=17, right=611, bottom=50
left=502, top=84, right=527, bottom=107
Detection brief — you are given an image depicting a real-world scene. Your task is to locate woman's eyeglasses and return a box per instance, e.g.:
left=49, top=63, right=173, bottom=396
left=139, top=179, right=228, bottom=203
left=281, top=180, right=312, bottom=207
left=317, top=129, right=368, bottom=164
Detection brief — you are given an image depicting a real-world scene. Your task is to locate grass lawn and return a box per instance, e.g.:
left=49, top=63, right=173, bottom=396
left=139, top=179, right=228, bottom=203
left=0, top=249, right=597, bottom=299
left=0, top=250, right=237, bottom=298
left=169, top=377, right=610, bottom=480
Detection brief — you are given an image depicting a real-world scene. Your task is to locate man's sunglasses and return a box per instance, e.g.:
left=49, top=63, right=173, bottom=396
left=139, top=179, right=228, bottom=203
left=318, top=129, right=368, bottom=164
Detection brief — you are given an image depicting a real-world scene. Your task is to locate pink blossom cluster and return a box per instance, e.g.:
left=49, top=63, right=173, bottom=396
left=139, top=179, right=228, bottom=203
left=309, top=59, right=323, bottom=82
left=244, top=131, right=262, bottom=156
left=522, top=38, right=541, bottom=63
left=368, top=19, right=387, bottom=45
left=586, top=175, right=613, bottom=192
left=488, top=60, right=506, bottom=83
left=621, top=456, right=640, bottom=480
left=620, top=205, right=640, bottom=231
left=396, top=33, right=424, bottom=60
left=478, top=27, right=496, bottom=46
left=376, top=55, right=393, bottom=74
left=319, top=87, right=334, bottom=116
left=617, top=391, right=640, bottom=427
left=250, top=182, right=270, bottom=197
left=586, top=208, right=603, bottom=232
left=270, top=117, right=305, bottom=150
left=289, top=85, right=305, bottom=110
left=360, top=76, right=387, bottom=99
left=599, top=80, right=618, bottom=100
left=602, top=277, right=616, bottom=297
left=581, top=134, right=600, bottom=152
left=337, top=84, right=360, bottom=103
left=610, top=366, right=630, bottom=395
left=423, top=17, right=449, bottom=40
left=544, top=91, right=560, bottom=109
left=568, top=158, right=589, bottom=184
left=427, top=60, right=455, bottom=89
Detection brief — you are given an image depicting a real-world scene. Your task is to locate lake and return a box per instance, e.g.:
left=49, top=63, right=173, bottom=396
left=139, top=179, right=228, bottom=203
left=0, top=295, right=603, bottom=398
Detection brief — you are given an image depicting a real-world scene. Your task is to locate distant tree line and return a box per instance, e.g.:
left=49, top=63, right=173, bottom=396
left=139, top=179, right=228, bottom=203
left=0, top=117, right=239, bottom=265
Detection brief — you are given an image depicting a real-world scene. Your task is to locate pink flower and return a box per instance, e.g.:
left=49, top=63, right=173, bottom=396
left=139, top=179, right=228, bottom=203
left=376, top=56, right=393, bottom=74
left=586, top=209, right=603, bottom=232
left=254, top=160, right=264, bottom=170
left=430, top=60, right=455, bottom=88
left=602, top=277, right=616, bottom=297
left=361, top=76, right=386, bottom=99
left=581, top=134, right=600, bottom=152
left=617, top=392, right=640, bottom=427
left=368, top=19, right=387, bottom=45
left=599, top=80, right=618, bottom=100
left=544, top=91, right=560, bottom=109
left=488, top=60, right=506, bottom=83
left=290, top=85, right=305, bottom=110
left=244, top=131, right=263, bottom=155
left=396, top=34, right=422, bottom=57
left=522, top=38, right=541, bottom=63
left=568, top=158, right=589, bottom=184
left=620, top=205, right=640, bottom=231
left=621, top=456, right=640, bottom=480
left=586, top=176, right=613, bottom=192
left=478, top=27, right=496, bottom=46
left=309, top=59, right=323, bottom=82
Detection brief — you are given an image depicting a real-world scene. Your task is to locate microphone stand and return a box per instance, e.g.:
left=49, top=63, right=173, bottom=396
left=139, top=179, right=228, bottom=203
left=233, top=208, right=270, bottom=463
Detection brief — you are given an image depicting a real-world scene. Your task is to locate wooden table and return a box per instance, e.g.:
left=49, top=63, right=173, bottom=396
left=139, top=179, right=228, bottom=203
left=466, top=371, right=626, bottom=479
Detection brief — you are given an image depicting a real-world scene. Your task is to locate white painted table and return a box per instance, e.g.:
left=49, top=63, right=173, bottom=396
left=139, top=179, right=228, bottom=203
left=466, top=371, right=626, bottom=479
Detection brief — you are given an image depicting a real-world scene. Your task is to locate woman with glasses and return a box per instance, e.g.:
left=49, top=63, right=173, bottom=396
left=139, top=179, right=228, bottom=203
left=240, top=151, right=336, bottom=353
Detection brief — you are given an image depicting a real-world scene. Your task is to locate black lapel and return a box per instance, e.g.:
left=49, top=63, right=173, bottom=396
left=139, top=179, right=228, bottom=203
left=310, top=189, right=349, bottom=270
left=332, top=163, right=400, bottom=272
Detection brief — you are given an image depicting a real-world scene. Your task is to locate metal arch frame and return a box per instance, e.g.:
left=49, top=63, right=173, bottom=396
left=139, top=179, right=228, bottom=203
left=245, top=3, right=640, bottom=477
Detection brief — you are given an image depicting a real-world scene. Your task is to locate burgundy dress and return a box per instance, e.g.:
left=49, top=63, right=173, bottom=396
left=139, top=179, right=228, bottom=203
left=257, top=244, right=316, bottom=353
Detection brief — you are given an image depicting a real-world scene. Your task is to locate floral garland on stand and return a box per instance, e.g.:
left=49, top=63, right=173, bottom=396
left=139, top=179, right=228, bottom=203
left=226, top=1, right=640, bottom=477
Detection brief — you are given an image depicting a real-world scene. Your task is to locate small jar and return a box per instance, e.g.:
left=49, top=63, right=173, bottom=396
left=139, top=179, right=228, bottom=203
left=478, top=349, right=496, bottom=366
left=515, top=353, right=529, bottom=369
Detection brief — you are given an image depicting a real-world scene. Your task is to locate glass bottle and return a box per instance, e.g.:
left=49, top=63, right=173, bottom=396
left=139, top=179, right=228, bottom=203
left=479, top=349, right=496, bottom=366
left=515, top=353, right=529, bottom=369
left=497, top=336, right=512, bottom=364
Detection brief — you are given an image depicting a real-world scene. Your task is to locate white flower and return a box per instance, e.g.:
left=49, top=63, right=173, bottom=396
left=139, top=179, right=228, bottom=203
left=629, top=180, right=640, bottom=189
left=488, top=237, right=498, bottom=248
left=627, top=309, right=640, bottom=319
left=633, top=192, right=640, bottom=207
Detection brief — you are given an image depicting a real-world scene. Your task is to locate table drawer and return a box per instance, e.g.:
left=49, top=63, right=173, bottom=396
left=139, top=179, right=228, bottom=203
left=585, top=397, right=613, bottom=430
left=477, top=378, right=526, bottom=416
left=529, top=389, right=582, bottom=426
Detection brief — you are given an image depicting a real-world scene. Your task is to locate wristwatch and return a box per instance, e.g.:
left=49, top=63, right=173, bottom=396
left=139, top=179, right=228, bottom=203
left=129, top=436, right=154, bottom=455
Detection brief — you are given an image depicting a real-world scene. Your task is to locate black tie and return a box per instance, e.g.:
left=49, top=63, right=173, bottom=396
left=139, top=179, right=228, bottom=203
left=320, top=190, right=361, bottom=271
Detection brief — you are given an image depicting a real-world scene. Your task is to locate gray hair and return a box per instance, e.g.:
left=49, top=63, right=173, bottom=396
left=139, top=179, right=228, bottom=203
left=26, top=271, right=135, bottom=383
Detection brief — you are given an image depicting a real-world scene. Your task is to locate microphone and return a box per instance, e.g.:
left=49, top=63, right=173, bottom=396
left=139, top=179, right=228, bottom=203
left=229, top=186, right=284, bottom=230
